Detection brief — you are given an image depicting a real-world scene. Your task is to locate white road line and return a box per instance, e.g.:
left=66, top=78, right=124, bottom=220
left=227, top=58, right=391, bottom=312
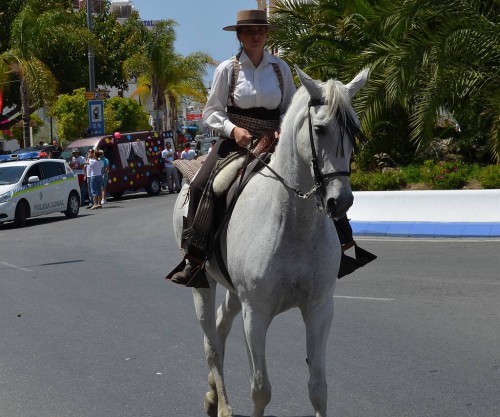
left=334, top=295, right=395, bottom=301
left=0, top=261, right=33, bottom=273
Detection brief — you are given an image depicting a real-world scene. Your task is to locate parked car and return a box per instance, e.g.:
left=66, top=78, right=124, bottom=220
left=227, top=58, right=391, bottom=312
left=0, top=145, right=60, bottom=162
left=0, top=159, right=80, bottom=227
left=61, top=131, right=164, bottom=199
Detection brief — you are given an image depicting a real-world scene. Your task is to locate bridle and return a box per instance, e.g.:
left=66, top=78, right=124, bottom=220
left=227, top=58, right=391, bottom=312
left=245, top=98, right=353, bottom=209
left=306, top=98, right=351, bottom=208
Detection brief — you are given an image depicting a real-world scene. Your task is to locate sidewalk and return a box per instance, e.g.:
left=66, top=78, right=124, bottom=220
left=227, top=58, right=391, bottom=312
left=348, top=189, right=500, bottom=238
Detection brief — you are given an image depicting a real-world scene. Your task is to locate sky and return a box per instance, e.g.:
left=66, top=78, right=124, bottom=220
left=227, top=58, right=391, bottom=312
left=130, top=0, right=258, bottom=85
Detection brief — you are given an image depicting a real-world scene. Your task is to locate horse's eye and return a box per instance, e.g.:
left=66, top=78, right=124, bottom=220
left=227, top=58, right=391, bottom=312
left=314, top=125, right=326, bottom=135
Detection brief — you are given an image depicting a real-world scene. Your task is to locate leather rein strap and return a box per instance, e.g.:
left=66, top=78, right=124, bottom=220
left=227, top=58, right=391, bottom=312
left=243, top=99, right=351, bottom=202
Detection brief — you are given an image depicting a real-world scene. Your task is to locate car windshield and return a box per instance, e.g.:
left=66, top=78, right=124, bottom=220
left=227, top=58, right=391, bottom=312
left=0, top=166, right=26, bottom=185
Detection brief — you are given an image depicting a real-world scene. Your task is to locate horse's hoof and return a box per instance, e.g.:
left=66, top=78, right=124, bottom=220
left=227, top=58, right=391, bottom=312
left=204, top=391, right=218, bottom=417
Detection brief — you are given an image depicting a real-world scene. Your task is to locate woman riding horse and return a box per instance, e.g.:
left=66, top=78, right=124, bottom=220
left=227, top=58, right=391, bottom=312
left=167, top=9, right=372, bottom=288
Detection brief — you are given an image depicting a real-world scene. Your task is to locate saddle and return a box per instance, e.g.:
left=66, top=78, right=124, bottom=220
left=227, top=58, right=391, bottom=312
left=209, top=134, right=278, bottom=287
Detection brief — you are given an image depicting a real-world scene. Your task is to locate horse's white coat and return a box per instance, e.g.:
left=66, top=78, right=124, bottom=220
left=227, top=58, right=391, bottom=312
left=172, top=68, right=368, bottom=417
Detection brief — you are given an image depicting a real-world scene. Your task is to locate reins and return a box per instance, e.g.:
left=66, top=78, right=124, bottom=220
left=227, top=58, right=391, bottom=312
left=243, top=99, right=352, bottom=203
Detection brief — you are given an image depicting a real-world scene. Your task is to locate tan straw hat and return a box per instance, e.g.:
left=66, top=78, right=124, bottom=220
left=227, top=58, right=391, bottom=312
left=223, top=9, right=277, bottom=32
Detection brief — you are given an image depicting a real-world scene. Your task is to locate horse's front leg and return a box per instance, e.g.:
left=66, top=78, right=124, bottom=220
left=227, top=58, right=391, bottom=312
left=301, top=297, right=334, bottom=417
left=192, top=286, right=233, bottom=417
left=241, top=303, right=272, bottom=417
left=216, top=290, right=242, bottom=357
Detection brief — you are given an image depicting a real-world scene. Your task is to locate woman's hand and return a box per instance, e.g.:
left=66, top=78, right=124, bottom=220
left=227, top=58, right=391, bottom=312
left=232, top=127, right=252, bottom=148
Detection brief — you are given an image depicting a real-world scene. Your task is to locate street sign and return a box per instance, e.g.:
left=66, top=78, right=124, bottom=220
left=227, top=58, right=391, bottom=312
left=88, top=100, right=105, bottom=136
left=84, top=91, right=110, bottom=100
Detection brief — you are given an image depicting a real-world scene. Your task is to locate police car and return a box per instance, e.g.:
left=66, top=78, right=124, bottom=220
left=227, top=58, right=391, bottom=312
left=0, top=159, right=81, bottom=227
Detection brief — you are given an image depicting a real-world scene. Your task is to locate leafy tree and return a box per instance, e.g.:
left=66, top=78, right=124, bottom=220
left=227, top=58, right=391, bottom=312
left=0, top=0, right=25, bottom=54
left=123, top=19, right=214, bottom=132
left=71, top=4, right=141, bottom=92
left=356, top=0, right=500, bottom=163
left=106, top=96, right=149, bottom=132
left=51, top=89, right=150, bottom=141
left=268, top=0, right=376, bottom=80
left=0, top=0, right=92, bottom=146
left=51, top=89, right=89, bottom=142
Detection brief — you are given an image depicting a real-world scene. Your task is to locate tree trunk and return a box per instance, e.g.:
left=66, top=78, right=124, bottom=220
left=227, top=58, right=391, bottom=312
left=20, top=80, right=31, bottom=148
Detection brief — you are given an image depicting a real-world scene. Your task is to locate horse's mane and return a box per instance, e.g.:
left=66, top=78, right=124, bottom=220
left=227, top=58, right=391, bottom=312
left=281, top=79, right=363, bottom=157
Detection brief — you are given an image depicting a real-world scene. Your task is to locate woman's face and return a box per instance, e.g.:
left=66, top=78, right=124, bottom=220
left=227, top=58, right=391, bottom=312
left=238, top=25, right=268, bottom=53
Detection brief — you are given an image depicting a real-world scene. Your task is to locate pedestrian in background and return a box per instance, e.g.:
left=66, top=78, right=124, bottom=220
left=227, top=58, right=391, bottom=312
left=88, top=150, right=104, bottom=210
left=96, top=149, right=109, bottom=205
left=70, top=149, right=87, bottom=205
left=161, top=142, right=181, bottom=193
left=180, top=143, right=196, bottom=160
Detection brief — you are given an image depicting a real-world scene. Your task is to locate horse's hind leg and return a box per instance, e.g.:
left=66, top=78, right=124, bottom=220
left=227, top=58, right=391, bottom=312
left=192, top=287, right=233, bottom=417
left=242, top=304, right=272, bottom=417
left=301, top=298, right=334, bottom=417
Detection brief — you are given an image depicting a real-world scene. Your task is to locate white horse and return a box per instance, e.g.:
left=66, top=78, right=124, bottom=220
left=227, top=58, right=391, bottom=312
left=172, top=67, right=369, bottom=417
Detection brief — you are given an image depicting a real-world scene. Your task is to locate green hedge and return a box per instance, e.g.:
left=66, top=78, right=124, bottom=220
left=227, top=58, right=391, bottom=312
left=350, top=162, right=500, bottom=191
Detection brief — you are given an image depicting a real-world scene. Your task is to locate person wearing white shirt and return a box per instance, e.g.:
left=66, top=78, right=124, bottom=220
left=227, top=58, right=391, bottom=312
left=180, top=143, right=197, bottom=160
left=161, top=142, right=181, bottom=193
left=87, top=149, right=104, bottom=209
left=70, top=149, right=87, bottom=204
left=168, top=9, right=296, bottom=287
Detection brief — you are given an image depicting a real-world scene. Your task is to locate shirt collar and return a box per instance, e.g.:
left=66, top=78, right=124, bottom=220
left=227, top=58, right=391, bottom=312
left=239, top=50, right=276, bottom=67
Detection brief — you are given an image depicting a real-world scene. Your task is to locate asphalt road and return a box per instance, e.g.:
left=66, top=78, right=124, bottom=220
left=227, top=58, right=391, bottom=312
left=1, top=192, right=499, bottom=417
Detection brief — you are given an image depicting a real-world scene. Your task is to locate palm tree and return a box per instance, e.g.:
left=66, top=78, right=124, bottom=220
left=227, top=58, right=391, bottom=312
left=0, top=0, right=92, bottom=147
left=123, top=20, right=213, bottom=133
left=356, top=0, right=500, bottom=162
left=268, top=0, right=376, bottom=81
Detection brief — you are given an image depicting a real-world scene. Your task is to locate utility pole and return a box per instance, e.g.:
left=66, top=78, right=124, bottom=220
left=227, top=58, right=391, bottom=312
left=86, top=0, right=96, bottom=92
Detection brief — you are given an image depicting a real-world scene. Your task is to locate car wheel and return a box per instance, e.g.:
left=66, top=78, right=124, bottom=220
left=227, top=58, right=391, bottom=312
left=146, top=176, right=161, bottom=196
left=65, top=192, right=80, bottom=218
left=14, top=200, right=28, bottom=227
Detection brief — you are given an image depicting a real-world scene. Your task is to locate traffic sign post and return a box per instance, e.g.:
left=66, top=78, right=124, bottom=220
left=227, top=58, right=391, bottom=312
left=88, top=100, right=105, bottom=136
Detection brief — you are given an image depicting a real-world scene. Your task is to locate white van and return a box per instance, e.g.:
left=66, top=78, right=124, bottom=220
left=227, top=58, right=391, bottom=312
left=0, top=159, right=80, bottom=227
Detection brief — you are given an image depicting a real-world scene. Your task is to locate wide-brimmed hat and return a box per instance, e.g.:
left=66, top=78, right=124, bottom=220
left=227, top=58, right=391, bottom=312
left=223, top=9, right=277, bottom=32
left=71, top=148, right=79, bottom=153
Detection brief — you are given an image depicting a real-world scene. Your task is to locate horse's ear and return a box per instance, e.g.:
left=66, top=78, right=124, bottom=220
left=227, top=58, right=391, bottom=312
left=345, top=68, right=370, bottom=99
left=295, top=65, right=322, bottom=101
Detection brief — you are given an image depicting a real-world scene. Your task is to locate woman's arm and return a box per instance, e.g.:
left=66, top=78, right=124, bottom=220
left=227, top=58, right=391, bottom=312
left=203, top=60, right=235, bottom=139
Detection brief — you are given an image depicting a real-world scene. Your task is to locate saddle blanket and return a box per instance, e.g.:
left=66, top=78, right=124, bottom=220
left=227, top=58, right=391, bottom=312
left=173, top=154, right=208, bottom=182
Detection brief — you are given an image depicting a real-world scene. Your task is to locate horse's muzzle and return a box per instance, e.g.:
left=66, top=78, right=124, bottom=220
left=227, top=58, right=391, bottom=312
left=325, top=193, right=354, bottom=219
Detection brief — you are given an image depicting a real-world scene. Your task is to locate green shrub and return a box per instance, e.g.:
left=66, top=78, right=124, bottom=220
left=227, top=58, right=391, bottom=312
left=351, top=170, right=407, bottom=191
left=401, top=164, right=423, bottom=184
left=351, top=171, right=371, bottom=191
left=420, top=160, right=469, bottom=190
left=477, top=165, right=500, bottom=189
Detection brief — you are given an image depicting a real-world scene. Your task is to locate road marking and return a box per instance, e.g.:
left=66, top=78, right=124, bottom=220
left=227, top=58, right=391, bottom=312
left=0, top=261, right=33, bottom=273
left=334, top=295, right=395, bottom=301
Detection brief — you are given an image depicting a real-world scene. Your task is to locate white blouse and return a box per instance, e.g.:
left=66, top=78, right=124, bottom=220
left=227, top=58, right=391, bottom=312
left=203, top=50, right=296, bottom=138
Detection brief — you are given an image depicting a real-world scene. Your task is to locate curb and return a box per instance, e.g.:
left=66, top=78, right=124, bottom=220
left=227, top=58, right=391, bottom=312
left=349, top=189, right=500, bottom=238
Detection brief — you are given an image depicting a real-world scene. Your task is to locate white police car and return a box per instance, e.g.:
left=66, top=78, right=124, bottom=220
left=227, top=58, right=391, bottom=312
left=0, top=159, right=80, bottom=227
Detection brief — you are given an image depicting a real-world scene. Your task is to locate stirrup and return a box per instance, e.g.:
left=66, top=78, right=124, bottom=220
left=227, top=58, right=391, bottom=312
left=337, top=244, right=377, bottom=279
left=165, top=258, right=210, bottom=288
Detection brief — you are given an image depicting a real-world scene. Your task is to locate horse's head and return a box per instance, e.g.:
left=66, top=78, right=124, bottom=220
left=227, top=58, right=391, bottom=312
left=292, top=66, right=369, bottom=219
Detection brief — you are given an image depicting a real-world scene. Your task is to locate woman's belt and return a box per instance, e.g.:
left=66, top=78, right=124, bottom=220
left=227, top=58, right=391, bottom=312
left=227, top=106, right=280, bottom=121
left=227, top=106, right=281, bottom=137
